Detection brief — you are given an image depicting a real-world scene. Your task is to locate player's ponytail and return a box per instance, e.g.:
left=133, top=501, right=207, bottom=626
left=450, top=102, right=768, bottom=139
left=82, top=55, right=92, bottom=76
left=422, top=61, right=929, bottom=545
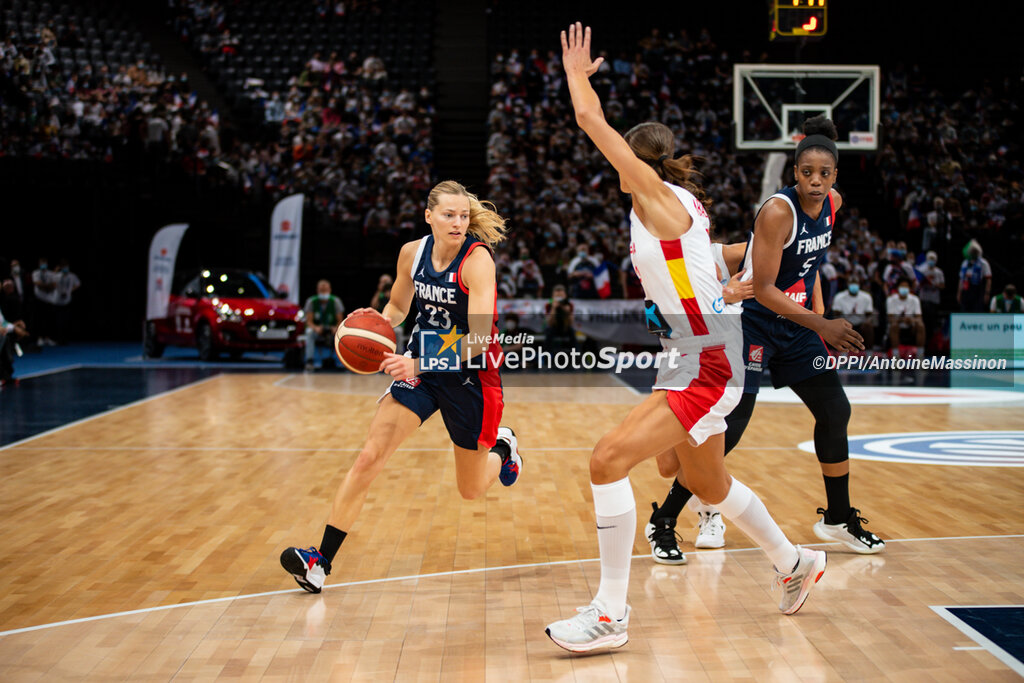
left=427, top=180, right=508, bottom=247
left=624, top=122, right=711, bottom=209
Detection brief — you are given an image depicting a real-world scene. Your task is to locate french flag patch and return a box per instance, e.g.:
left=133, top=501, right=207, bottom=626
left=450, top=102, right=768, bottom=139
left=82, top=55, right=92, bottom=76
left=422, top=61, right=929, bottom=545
left=446, top=272, right=457, bottom=283
left=825, top=215, right=831, bottom=227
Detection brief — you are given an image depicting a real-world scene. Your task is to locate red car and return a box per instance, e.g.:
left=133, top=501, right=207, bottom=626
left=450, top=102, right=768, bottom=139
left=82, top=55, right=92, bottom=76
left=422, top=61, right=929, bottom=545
left=144, top=268, right=305, bottom=362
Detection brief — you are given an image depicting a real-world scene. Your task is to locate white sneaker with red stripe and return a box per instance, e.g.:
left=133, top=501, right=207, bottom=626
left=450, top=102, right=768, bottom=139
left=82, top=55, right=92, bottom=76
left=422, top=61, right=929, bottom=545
left=773, top=546, right=826, bottom=615
left=546, top=599, right=630, bottom=652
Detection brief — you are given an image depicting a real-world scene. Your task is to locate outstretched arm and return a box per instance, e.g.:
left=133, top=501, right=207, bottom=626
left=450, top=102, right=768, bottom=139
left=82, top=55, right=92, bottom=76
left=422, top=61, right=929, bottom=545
left=561, top=22, right=688, bottom=240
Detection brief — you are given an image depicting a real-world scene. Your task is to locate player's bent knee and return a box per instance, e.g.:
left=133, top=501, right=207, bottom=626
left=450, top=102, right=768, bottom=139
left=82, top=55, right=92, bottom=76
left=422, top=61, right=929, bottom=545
left=686, top=472, right=729, bottom=504
left=656, top=450, right=679, bottom=479
left=590, top=434, right=629, bottom=481
left=456, top=480, right=486, bottom=501
left=349, top=446, right=389, bottom=480
left=817, top=392, right=851, bottom=432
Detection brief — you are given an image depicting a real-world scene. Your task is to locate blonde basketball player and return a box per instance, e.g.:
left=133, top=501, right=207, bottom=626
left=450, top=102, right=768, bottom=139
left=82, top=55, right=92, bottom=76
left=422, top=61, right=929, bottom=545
left=280, top=180, right=523, bottom=593
left=545, top=23, right=826, bottom=653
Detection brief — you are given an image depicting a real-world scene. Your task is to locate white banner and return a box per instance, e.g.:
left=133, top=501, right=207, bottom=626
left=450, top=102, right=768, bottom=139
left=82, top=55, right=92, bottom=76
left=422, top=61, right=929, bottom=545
left=950, top=313, right=1024, bottom=369
left=146, top=223, right=189, bottom=320
left=269, top=193, right=304, bottom=303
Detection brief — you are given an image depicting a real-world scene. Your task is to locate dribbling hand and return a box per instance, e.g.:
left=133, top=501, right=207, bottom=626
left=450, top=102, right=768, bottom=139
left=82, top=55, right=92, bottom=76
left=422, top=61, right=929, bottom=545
left=380, top=352, right=416, bottom=380
left=561, top=22, right=604, bottom=79
left=346, top=307, right=389, bottom=323
left=820, top=317, right=865, bottom=353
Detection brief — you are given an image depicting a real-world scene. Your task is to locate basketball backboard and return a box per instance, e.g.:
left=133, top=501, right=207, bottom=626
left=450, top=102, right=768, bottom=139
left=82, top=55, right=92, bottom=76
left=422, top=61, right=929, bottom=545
left=733, top=64, right=880, bottom=152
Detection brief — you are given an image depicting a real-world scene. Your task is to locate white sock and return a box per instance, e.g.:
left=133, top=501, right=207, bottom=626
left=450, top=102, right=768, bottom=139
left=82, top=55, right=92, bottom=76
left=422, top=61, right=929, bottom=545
left=591, top=478, right=635, bottom=621
left=714, top=478, right=799, bottom=572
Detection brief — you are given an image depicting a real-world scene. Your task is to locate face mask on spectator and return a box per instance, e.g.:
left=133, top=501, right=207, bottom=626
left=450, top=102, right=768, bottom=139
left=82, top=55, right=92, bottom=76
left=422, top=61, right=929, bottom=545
left=317, top=293, right=330, bottom=300
left=11, top=266, right=19, bottom=276
left=848, top=284, right=860, bottom=295
left=926, top=258, right=936, bottom=267
left=898, top=286, right=909, bottom=297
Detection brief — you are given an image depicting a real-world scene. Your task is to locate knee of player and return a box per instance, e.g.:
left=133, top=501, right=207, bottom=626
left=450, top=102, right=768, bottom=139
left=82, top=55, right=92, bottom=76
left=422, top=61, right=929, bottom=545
left=456, top=480, right=485, bottom=501
left=655, top=451, right=679, bottom=478
left=820, top=392, right=851, bottom=428
left=350, top=445, right=388, bottom=477
left=590, top=435, right=628, bottom=480
left=686, top=472, right=728, bottom=504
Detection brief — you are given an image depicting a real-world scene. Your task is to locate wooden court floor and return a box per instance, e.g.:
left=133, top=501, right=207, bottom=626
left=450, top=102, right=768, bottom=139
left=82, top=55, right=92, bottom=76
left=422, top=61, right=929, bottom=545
left=1, top=372, right=1022, bottom=681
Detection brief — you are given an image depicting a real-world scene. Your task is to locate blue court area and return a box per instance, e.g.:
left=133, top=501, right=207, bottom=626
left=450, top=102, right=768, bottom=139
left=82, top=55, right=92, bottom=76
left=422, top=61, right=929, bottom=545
left=0, top=342, right=292, bottom=448
left=946, top=607, right=1024, bottom=671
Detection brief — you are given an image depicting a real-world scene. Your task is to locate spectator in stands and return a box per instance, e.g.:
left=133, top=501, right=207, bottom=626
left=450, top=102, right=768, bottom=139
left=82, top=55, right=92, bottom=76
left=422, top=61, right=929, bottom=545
left=0, top=305, right=28, bottom=387
left=0, top=279, right=26, bottom=330
left=7, top=260, right=27, bottom=309
left=887, top=277, right=925, bottom=357
left=303, top=279, right=345, bottom=371
left=958, top=241, right=992, bottom=312
left=264, top=92, right=285, bottom=126
left=516, top=260, right=544, bottom=299
left=990, top=284, right=1022, bottom=313
left=31, top=257, right=57, bottom=347
left=830, top=277, right=875, bottom=350
left=881, top=245, right=917, bottom=295
left=916, top=250, right=944, bottom=339
left=52, top=259, right=80, bottom=345
left=370, top=274, right=392, bottom=313
left=544, top=284, right=576, bottom=352
left=566, top=243, right=598, bottom=299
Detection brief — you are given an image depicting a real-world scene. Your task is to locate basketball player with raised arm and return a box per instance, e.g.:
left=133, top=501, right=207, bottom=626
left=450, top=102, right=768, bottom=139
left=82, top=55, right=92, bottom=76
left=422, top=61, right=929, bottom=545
left=644, top=116, right=886, bottom=564
left=280, top=180, right=523, bottom=593
left=545, top=24, right=826, bottom=653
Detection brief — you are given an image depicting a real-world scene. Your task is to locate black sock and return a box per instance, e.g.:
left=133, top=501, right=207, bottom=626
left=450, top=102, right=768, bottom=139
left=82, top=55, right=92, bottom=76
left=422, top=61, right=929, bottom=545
left=491, top=439, right=511, bottom=462
left=319, top=524, right=347, bottom=564
left=651, top=479, right=694, bottom=524
left=822, top=474, right=851, bottom=523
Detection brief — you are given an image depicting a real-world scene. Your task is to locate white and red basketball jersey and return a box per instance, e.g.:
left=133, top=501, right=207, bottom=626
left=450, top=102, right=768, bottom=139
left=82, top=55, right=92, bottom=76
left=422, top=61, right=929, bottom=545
left=629, top=182, right=731, bottom=350
left=629, top=181, right=742, bottom=444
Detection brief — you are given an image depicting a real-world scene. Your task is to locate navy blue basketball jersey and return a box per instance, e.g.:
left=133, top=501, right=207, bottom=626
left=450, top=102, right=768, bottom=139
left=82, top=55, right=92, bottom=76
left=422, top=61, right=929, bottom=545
left=742, top=185, right=834, bottom=316
left=407, top=234, right=493, bottom=356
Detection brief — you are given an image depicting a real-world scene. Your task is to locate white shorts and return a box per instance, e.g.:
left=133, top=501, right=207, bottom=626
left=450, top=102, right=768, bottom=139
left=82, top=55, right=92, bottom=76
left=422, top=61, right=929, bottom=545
left=652, top=341, right=743, bottom=447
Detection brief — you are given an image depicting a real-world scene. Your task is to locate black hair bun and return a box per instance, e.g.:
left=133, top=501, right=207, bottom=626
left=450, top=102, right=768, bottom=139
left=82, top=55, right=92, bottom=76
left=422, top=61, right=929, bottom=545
left=802, top=114, right=838, bottom=141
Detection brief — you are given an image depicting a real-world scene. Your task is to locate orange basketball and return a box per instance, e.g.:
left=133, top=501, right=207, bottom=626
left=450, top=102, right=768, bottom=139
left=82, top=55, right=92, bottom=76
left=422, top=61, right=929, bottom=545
left=334, top=312, right=398, bottom=374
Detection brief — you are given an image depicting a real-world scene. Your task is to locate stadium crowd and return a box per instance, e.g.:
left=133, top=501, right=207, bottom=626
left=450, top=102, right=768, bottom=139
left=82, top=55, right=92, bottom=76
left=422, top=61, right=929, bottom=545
left=4, top=5, right=1020, bottom=357
left=0, top=18, right=215, bottom=162
left=167, top=0, right=436, bottom=226
left=486, top=29, right=768, bottom=302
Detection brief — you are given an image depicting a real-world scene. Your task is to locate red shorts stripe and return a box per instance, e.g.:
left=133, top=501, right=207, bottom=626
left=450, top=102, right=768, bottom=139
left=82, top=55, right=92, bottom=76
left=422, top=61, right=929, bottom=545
left=665, top=345, right=729, bottom=433
left=477, top=339, right=504, bottom=448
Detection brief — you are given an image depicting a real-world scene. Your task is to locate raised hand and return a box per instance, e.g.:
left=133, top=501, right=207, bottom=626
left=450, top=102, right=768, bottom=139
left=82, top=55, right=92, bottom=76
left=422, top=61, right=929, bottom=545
left=560, top=22, right=605, bottom=79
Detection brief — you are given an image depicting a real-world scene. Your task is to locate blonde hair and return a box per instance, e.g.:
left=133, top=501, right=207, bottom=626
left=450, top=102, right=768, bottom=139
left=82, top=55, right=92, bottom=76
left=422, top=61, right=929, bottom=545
left=427, top=180, right=508, bottom=247
left=623, top=122, right=711, bottom=209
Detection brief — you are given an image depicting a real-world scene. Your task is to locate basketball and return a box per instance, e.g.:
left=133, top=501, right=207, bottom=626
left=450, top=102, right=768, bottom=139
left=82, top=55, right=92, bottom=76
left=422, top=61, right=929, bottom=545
left=334, top=312, right=397, bottom=374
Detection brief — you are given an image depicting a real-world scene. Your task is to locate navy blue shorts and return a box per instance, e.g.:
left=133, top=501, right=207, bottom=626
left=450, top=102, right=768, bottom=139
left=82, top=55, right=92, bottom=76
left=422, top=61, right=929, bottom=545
left=741, top=309, right=830, bottom=393
left=387, top=366, right=503, bottom=451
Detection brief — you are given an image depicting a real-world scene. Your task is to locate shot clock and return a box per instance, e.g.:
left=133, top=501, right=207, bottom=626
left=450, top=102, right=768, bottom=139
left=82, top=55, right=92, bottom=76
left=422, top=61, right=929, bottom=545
left=772, top=0, right=828, bottom=39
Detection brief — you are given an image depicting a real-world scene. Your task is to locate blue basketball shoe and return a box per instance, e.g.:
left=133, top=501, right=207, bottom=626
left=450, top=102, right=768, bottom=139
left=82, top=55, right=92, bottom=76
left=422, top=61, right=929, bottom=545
left=280, top=546, right=331, bottom=593
left=497, top=427, right=522, bottom=486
